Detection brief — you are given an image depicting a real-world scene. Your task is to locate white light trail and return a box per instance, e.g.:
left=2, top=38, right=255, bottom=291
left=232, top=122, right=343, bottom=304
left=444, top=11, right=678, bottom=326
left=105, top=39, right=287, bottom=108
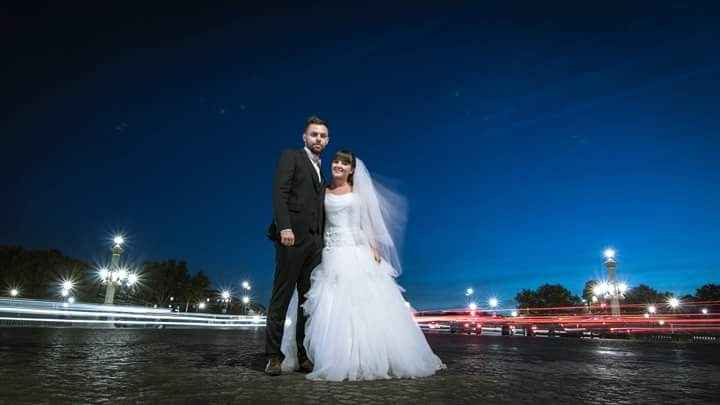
left=0, top=306, right=264, bottom=323
left=0, top=317, right=264, bottom=327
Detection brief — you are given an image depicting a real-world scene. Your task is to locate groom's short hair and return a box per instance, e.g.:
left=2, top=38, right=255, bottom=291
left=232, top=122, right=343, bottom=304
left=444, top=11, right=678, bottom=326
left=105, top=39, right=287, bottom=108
left=304, top=115, right=329, bottom=132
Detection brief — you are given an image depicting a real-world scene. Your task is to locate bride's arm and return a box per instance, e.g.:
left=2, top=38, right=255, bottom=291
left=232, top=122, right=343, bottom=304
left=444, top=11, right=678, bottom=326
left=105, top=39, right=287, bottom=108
left=370, top=245, right=381, bottom=263
left=359, top=201, right=382, bottom=264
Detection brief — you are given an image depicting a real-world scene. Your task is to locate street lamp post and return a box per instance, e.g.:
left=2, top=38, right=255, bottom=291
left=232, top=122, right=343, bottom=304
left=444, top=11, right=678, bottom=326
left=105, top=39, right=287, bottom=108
left=221, top=290, right=231, bottom=313
left=465, top=287, right=475, bottom=313
left=489, top=297, right=499, bottom=316
left=241, top=281, right=252, bottom=314
left=104, top=236, right=124, bottom=304
left=98, top=235, right=139, bottom=305
left=603, top=249, right=621, bottom=317
left=59, top=280, right=75, bottom=305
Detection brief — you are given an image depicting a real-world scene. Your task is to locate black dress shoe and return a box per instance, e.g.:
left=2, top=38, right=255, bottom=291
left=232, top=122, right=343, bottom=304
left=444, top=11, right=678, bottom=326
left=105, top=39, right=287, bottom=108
left=265, top=357, right=282, bottom=376
left=297, top=357, right=314, bottom=373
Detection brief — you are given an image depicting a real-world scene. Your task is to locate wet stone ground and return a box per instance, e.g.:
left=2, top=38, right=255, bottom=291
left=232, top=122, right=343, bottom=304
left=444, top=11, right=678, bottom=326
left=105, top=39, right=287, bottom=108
left=0, top=328, right=719, bottom=404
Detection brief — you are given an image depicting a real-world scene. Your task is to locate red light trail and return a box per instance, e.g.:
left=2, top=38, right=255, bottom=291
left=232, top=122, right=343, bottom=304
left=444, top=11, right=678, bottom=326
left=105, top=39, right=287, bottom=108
left=413, top=301, right=720, bottom=335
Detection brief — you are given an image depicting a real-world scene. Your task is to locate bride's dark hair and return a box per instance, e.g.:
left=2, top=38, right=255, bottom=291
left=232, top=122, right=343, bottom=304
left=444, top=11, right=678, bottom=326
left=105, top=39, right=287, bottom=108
left=333, top=149, right=356, bottom=184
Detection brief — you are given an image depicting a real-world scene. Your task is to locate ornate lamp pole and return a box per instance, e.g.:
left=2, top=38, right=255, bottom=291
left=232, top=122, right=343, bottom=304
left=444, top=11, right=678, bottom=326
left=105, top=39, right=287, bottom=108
left=103, top=235, right=124, bottom=304
left=603, top=248, right=621, bottom=317
left=98, top=235, right=138, bottom=304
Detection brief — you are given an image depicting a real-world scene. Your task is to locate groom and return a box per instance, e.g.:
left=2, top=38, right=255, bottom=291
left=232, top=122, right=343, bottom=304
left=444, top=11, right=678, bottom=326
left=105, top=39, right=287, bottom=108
left=265, top=115, right=329, bottom=376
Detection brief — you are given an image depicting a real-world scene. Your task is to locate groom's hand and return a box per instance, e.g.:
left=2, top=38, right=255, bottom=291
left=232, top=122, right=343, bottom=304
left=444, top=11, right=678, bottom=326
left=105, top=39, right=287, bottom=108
left=280, top=229, right=295, bottom=246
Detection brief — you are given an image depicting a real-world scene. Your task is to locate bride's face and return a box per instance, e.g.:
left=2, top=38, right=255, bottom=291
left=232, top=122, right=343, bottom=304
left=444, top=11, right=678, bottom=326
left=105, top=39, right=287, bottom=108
left=331, top=159, right=353, bottom=181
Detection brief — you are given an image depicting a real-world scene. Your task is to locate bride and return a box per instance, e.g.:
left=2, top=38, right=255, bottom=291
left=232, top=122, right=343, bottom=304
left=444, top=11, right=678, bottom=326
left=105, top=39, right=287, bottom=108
left=280, top=149, right=445, bottom=381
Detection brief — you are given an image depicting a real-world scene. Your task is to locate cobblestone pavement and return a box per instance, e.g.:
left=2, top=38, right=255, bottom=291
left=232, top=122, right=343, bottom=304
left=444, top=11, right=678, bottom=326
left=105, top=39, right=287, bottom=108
left=1, top=328, right=719, bottom=404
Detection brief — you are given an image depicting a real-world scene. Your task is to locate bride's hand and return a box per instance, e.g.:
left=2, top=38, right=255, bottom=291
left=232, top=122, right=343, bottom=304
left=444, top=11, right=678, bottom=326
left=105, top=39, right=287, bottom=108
left=371, top=247, right=381, bottom=264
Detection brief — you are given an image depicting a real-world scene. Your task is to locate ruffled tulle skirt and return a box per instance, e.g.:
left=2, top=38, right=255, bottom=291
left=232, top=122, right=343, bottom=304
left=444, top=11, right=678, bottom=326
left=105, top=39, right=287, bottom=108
left=281, top=244, right=445, bottom=381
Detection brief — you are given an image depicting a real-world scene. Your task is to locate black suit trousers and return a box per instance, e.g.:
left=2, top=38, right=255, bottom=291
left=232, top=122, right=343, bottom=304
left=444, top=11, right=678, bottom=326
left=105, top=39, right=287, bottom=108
left=265, top=233, right=323, bottom=360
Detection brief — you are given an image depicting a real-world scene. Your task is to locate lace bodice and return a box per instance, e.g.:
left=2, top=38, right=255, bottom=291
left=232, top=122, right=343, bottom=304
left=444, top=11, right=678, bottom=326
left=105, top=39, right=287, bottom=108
left=324, top=192, right=368, bottom=248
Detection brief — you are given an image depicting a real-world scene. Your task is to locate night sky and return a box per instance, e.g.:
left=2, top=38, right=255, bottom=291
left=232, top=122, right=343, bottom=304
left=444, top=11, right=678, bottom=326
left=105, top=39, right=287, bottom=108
left=3, top=2, right=719, bottom=309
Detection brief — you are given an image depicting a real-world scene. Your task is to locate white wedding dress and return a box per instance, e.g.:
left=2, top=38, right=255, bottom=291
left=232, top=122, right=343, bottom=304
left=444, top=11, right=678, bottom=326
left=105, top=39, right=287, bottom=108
left=280, top=191, right=445, bottom=381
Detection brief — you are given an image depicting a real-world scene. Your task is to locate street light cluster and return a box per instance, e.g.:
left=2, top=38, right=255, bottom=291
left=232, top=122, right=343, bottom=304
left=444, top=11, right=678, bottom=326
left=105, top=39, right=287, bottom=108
left=97, top=266, right=140, bottom=288
left=459, top=249, right=704, bottom=320
left=642, top=297, right=690, bottom=318
left=5, top=233, right=262, bottom=315
left=221, top=290, right=231, bottom=302
left=61, top=280, right=73, bottom=295
left=219, top=280, right=252, bottom=302
left=56, top=279, right=78, bottom=305
left=213, top=281, right=253, bottom=314
left=592, top=280, right=628, bottom=301
left=465, top=289, right=500, bottom=313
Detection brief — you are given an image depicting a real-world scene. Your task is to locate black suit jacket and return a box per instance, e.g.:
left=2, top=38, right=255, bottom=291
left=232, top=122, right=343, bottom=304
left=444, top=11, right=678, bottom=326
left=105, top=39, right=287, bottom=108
left=267, top=149, right=325, bottom=242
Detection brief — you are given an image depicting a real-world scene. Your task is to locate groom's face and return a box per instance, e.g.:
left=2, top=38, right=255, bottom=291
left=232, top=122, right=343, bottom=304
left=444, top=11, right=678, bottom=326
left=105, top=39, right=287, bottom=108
left=303, top=124, right=329, bottom=155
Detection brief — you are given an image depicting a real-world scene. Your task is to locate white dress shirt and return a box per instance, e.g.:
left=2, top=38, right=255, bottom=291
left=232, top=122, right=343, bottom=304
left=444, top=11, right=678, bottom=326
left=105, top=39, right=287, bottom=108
left=304, top=146, right=322, bottom=183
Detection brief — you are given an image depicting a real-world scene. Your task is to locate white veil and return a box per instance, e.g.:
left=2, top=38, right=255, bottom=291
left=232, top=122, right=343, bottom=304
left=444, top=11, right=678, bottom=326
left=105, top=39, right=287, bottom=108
left=353, top=158, right=407, bottom=277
